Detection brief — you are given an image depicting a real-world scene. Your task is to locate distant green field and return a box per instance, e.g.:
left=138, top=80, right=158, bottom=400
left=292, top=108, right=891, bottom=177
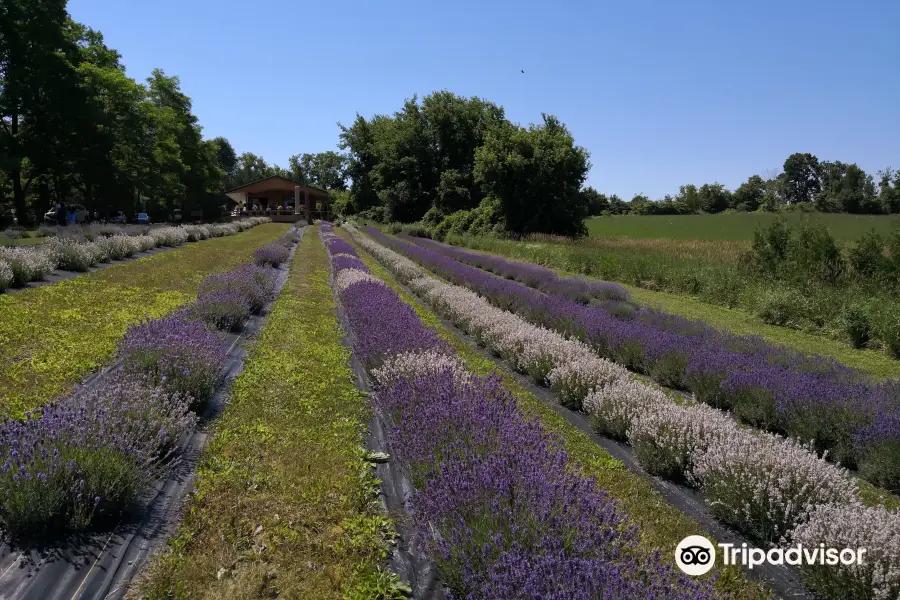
left=586, top=213, right=900, bottom=241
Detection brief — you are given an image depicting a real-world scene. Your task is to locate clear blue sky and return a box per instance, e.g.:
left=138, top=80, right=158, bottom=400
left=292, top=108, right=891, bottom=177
left=68, top=0, right=899, bottom=199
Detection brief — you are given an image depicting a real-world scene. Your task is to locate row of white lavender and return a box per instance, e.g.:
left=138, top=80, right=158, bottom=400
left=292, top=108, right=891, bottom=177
left=0, top=217, right=272, bottom=291
left=0, top=227, right=297, bottom=538
left=345, top=224, right=900, bottom=600
left=320, top=223, right=716, bottom=600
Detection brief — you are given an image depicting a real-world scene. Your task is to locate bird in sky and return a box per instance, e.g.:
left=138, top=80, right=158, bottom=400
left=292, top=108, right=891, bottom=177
left=521, top=69, right=525, bottom=73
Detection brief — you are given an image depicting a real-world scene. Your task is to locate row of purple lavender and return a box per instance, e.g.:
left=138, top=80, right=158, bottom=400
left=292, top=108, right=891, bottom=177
left=321, top=222, right=716, bottom=600
left=0, top=228, right=299, bottom=538
left=372, top=228, right=900, bottom=494
left=348, top=224, right=900, bottom=600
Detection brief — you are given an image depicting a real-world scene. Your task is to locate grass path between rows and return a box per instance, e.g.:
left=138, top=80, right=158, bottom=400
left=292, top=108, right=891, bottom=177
left=136, top=228, right=400, bottom=600
left=341, top=229, right=773, bottom=600
left=427, top=234, right=900, bottom=379
left=0, top=223, right=288, bottom=416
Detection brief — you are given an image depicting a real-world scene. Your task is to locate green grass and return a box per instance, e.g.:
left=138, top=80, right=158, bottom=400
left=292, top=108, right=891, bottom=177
left=340, top=228, right=773, bottom=600
left=137, top=228, right=402, bottom=600
left=587, top=213, right=900, bottom=241
left=0, top=235, right=44, bottom=247
left=0, top=223, right=288, bottom=417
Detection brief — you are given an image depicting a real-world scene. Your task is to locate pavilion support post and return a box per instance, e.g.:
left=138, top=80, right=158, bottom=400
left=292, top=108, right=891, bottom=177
left=294, top=186, right=300, bottom=216
left=304, top=190, right=312, bottom=224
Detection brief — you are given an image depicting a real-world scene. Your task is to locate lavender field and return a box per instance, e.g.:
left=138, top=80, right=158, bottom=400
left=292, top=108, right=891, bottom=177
left=1, top=222, right=897, bottom=600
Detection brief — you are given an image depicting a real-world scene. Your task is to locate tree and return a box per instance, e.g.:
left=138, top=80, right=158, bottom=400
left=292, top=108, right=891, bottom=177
left=288, top=151, right=347, bottom=190
left=675, top=184, right=701, bottom=213
left=475, top=114, right=590, bottom=237
left=628, top=193, right=653, bottom=215
left=698, top=182, right=731, bottom=213
left=211, top=136, right=237, bottom=186
left=732, top=175, right=765, bottom=211
left=877, top=168, right=900, bottom=214
left=607, top=194, right=627, bottom=215
left=817, top=161, right=878, bottom=213
left=582, top=186, right=608, bottom=215
left=782, top=152, right=821, bottom=205
left=1, top=0, right=79, bottom=224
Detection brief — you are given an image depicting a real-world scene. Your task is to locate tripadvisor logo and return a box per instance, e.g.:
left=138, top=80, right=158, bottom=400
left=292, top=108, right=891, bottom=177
left=676, top=535, right=716, bottom=576
left=675, top=535, right=867, bottom=576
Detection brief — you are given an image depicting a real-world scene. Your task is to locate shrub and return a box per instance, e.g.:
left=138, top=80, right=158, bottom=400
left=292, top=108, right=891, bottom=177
left=583, top=379, right=668, bottom=440
left=2, top=227, right=26, bottom=240
left=46, top=237, right=98, bottom=271
left=0, top=247, right=57, bottom=286
left=848, top=231, right=888, bottom=280
left=546, top=356, right=627, bottom=410
left=870, top=305, right=900, bottom=358
left=35, top=225, right=58, bottom=238
left=790, top=504, right=900, bottom=600
left=691, top=432, right=859, bottom=544
left=0, top=377, right=194, bottom=536
left=182, top=288, right=251, bottom=332
left=182, top=225, right=210, bottom=242
left=133, top=234, right=157, bottom=252
left=149, top=226, right=189, bottom=247
left=628, top=402, right=739, bottom=482
left=253, top=242, right=290, bottom=267
left=197, top=264, right=275, bottom=314
left=0, top=260, right=12, bottom=291
left=841, top=304, right=872, bottom=348
left=756, top=287, right=805, bottom=327
left=118, top=315, right=229, bottom=406
left=854, top=404, right=900, bottom=492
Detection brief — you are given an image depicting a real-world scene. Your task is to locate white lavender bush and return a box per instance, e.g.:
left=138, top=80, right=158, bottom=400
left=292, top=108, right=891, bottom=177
left=134, top=234, right=157, bottom=252
left=335, top=268, right=381, bottom=293
left=46, top=237, right=98, bottom=271
left=0, top=259, right=12, bottom=291
left=691, top=432, right=860, bottom=544
left=0, top=247, right=57, bottom=286
left=628, top=401, right=740, bottom=481
left=372, top=350, right=470, bottom=388
left=790, top=503, right=900, bottom=600
left=149, top=226, right=189, bottom=247
left=583, top=379, right=669, bottom=440
left=547, top=356, right=628, bottom=410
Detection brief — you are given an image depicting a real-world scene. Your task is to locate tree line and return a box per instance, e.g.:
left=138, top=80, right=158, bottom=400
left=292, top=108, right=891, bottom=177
left=0, top=0, right=345, bottom=227
left=339, top=90, right=592, bottom=237
left=585, top=152, right=900, bottom=217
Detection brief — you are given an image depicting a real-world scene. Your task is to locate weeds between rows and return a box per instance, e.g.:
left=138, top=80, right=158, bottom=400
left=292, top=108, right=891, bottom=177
left=136, top=229, right=399, bottom=600
left=338, top=228, right=772, bottom=600
left=0, top=223, right=288, bottom=417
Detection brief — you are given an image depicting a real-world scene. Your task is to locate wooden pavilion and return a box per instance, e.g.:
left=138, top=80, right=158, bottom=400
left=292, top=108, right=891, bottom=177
left=225, top=176, right=332, bottom=222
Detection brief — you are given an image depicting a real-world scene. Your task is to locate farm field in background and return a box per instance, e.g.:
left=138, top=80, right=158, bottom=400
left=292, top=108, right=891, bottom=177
left=586, top=212, right=900, bottom=241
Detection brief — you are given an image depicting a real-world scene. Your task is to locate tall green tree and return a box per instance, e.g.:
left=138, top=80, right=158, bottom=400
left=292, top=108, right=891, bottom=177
left=288, top=151, right=347, bottom=190
left=698, top=182, right=732, bottom=213
left=582, top=186, right=608, bottom=215
left=1, top=0, right=78, bottom=224
left=782, top=152, right=822, bottom=205
left=475, top=114, right=590, bottom=237
left=733, top=175, right=766, bottom=211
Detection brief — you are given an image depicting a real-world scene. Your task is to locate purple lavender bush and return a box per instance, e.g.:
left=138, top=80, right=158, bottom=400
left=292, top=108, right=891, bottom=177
left=340, top=279, right=447, bottom=369
left=118, top=314, right=229, bottom=406
left=376, top=368, right=715, bottom=600
left=183, top=288, right=252, bottom=332
left=253, top=242, right=290, bottom=267
left=198, top=264, right=275, bottom=314
left=0, top=376, right=194, bottom=535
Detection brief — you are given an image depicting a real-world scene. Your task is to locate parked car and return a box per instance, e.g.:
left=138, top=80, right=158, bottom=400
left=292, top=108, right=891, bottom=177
left=136, top=212, right=150, bottom=225
left=109, top=211, right=127, bottom=224
left=44, top=204, right=88, bottom=224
